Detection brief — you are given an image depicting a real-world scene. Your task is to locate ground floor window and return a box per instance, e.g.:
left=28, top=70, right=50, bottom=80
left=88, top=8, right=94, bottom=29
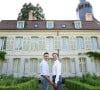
left=79, top=57, right=86, bottom=73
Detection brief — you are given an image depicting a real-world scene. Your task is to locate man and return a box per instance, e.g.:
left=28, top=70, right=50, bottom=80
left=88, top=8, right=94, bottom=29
left=52, top=53, right=62, bottom=90
left=40, top=52, right=54, bottom=90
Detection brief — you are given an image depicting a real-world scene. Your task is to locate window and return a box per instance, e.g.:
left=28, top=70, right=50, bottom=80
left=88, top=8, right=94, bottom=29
left=46, top=21, right=54, bottom=29
left=61, top=24, right=66, bottom=28
left=74, top=21, right=82, bottom=29
left=13, top=58, right=20, bottom=73
left=31, top=37, right=39, bottom=50
left=61, top=37, right=69, bottom=50
left=30, top=58, right=38, bottom=74
left=79, top=58, right=86, bottom=73
left=15, top=37, right=23, bottom=50
left=0, top=37, right=7, bottom=50
left=76, top=37, right=84, bottom=49
left=34, top=24, right=39, bottom=28
left=17, top=21, right=25, bottom=29
left=93, top=59, right=100, bottom=72
left=91, top=37, right=98, bottom=50
left=46, top=37, right=54, bottom=50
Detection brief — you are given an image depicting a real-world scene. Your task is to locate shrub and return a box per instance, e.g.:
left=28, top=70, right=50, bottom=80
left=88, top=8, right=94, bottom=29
left=0, top=79, right=38, bottom=90
left=65, top=79, right=100, bottom=90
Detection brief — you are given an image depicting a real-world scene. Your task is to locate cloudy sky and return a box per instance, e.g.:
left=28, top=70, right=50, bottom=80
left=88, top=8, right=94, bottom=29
left=0, top=0, right=100, bottom=21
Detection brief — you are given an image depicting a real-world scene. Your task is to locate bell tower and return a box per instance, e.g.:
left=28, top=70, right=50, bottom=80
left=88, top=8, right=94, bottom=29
left=76, top=0, right=93, bottom=20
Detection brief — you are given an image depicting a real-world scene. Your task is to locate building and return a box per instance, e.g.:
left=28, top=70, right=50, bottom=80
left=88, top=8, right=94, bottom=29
left=0, top=0, right=100, bottom=77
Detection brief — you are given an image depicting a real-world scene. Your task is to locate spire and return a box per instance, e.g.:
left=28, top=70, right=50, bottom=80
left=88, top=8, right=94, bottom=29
left=80, top=0, right=86, bottom=3
left=76, top=0, right=93, bottom=20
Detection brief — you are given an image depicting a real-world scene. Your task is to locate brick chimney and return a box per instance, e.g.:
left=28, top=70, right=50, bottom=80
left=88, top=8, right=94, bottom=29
left=28, top=10, right=37, bottom=20
left=85, top=13, right=93, bottom=21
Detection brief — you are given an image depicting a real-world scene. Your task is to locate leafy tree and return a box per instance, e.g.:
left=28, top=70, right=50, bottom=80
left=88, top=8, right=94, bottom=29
left=17, top=3, right=45, bottom=20
left=0, top=51, right=6, bottom=61
left=86, top=51, right=100, bottom=60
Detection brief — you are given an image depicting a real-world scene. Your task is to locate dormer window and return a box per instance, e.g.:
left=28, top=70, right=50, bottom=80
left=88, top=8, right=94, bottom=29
left=74, top=21, right=82, bottom=29
left=46, top=21, right=54, bottom=29
left=17, top=21, right=25, bottom=29
left=61, top=24, right=66, bottom=28
left=34, top=23, right=39, bottom=28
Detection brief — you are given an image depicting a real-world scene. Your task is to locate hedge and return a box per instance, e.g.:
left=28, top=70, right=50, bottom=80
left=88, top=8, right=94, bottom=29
left=0, top=79, right=38, bottom=90
left=65, top=79, right=100, bottom=90
left=83, top=78, right=100, bottom=86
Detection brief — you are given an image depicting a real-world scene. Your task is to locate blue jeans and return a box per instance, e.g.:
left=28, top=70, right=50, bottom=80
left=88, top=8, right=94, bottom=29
left=52, top=75, right=62, bottom=90
left=41, top=76, right=49, bottom=90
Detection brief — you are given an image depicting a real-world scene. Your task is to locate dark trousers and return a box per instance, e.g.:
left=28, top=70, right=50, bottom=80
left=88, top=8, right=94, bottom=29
left=52, top=75, right=62, bottom=90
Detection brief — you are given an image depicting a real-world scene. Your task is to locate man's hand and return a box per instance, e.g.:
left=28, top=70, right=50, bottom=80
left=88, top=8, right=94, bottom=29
left=50, top=81, right=55, bottom=87
left=54, top=83, right=58, bottom=87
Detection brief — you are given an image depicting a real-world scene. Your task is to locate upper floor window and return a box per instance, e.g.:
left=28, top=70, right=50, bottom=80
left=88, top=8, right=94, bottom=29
left=31, top=37, right=39, bottom=50
left=61, top=37, right=69, bottom=50
left=15, top=37, right=23, bottom=50
left=46, top=21, right=54, bottom=29
left=74, top=21, right=82, bottom=29
left=0, top=37, right=7, bottom=50
left=46, top=37, right=54, bottom=50
left=17, top=21, right=25, bottom=29
left=91, top=37, right=98, bottom=50
left=76, top=37, right=84, bottom=49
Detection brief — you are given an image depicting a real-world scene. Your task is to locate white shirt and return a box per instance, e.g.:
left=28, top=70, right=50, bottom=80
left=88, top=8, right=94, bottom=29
left=52, top=60, right=61, bottom=84
left=40, top=60, right=50, bottom=76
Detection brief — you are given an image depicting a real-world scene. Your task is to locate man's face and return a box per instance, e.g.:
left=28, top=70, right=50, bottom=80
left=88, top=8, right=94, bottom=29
left=52, top=54, right=58, bottom=61
left=44, top=54, right=49, bottom=61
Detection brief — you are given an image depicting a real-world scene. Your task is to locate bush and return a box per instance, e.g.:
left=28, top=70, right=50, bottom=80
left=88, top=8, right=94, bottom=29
left=0, top=79, right=38, bottom=90
left=65, top=79, right=100, bottom=90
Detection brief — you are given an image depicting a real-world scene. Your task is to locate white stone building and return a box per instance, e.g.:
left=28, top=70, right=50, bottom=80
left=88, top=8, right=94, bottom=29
left=0, top=0, right=100, bottom=78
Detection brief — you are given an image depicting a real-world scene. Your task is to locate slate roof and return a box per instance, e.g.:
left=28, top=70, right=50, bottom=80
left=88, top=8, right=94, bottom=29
left=0, top=20, right=100, bottom=30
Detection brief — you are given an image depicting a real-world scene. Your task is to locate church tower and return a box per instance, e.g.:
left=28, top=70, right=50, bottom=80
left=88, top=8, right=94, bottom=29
left=76, top=0, right=93, bottom=20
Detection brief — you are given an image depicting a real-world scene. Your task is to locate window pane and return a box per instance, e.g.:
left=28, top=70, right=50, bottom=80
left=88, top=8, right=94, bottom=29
left=61, top=37, right=69, bottom=50
left=77, top=37, right=84, bottom=49
left=91, top=37, right=98, bottom=50
left=46, top=21, right=54, bottom=29
left=0, top=37, right=7, bottom=50
left=15, top=37, right=23, bottom=50
left=46, top=37, right=54, bottom=50
left=31, top=37, right=39, bottom=50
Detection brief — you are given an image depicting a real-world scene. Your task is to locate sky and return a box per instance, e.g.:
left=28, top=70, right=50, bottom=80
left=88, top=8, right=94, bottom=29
left=0, top=0, right=100, bottom=21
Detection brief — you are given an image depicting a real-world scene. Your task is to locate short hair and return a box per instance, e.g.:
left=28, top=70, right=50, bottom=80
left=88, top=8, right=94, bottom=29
left=43, top=52, right=49, bottom=56
left=52, top=53, right=59, bottom=57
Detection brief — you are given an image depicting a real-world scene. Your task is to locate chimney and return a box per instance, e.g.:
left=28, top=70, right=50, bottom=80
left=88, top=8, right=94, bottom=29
left=85, top=13, right=93, bottom=21
left=28, top=10, right=37, bottom=20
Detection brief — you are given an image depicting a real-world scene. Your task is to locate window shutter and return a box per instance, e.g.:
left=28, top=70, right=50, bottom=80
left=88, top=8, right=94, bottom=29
left=31, top=38, right=35, bottom=51
left=98, top=37, right=100, bottom=49
left=54, top=37, right=61, bottom=50
left=84, top=37, right=91, bottom=50
left=6, top=37, right=14, bottom=51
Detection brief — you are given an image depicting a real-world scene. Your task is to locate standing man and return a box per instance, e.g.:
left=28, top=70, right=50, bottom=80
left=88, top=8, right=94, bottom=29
left=40, top=52, right=54, bottom=90
left=52, top=53, right=62, bottom=90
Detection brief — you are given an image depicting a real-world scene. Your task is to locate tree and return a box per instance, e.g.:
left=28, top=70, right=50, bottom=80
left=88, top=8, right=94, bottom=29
left=0, top=51, right=6, bottom=61
left=86, top=51, right=100, bottom=60
left=17, top=3, right=45, bottom=20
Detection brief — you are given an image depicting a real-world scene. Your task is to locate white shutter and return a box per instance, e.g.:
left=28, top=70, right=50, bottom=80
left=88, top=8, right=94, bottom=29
left=84, top=37, right=91, bottom=50
left=69, top=37, right=76, bottom=50
left=23, top=37, right=30, bottom=51
left=98, top=37, right=100, bottom=49
left=6, top=37, right=14, bottom=51
left=54, top=36, right=61, bottom=50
